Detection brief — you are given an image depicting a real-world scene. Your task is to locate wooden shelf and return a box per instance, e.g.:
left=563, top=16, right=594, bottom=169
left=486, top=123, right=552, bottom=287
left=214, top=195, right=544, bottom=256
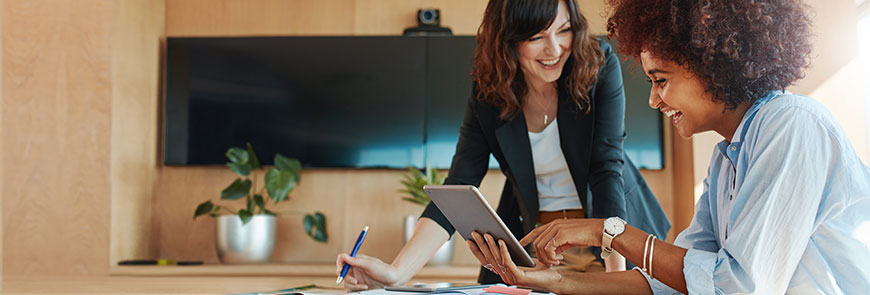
left=110, top=263, right=481, bottom=279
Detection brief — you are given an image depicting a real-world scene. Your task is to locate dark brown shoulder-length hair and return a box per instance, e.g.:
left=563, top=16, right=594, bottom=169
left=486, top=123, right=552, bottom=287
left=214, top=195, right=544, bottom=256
left=471, top=0, right=604, bottom=120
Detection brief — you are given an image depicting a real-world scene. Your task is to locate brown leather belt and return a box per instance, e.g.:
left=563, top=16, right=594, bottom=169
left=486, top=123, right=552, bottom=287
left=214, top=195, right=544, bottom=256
left=537, top=208, right=585, bottom=225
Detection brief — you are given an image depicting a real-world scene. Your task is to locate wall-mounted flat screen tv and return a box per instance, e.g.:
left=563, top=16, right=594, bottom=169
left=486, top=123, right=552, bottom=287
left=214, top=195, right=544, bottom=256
left=164, top=36, right=663, bottom=169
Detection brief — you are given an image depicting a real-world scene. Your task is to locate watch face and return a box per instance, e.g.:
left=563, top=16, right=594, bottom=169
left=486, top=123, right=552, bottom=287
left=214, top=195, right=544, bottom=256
left=604, top=218, right=625, bottom=235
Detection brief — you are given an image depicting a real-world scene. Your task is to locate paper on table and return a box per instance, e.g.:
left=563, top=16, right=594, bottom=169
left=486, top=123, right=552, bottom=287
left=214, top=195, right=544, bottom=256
left=360, top=285, right=549, bottom=295
left=481, top=286, right=531, bottom=295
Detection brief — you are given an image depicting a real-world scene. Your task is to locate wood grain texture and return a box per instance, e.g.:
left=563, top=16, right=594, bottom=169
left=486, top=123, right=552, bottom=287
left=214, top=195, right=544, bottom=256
left=110, top=263, right=480, bottom=278
left=109, top=0, right=165, bottom=267
left=0, top=0, right=4, bottom=282
left=352, top=0, right=487, bottom=36
left=165, top=0, right=356, bottom=37
left=154, top=167, right=505, bottom=265
left=4, top=275, right=477, bottom=294
left=2, top=0, right=114, bottom=275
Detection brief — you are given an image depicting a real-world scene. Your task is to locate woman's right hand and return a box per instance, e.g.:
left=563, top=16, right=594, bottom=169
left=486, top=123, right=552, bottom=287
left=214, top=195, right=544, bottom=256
left=335, top=253, right=401, bottom=291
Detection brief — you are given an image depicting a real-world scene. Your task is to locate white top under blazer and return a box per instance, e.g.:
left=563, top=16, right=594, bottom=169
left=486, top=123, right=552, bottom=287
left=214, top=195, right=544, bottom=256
left=528, top=118, right=583, bottom=212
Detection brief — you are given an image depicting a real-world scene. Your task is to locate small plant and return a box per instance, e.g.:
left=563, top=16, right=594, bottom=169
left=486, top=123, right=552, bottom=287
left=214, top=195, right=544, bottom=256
left=193, top=143, right=328, bottom=243
left=398, top=166, right=445, bottom=206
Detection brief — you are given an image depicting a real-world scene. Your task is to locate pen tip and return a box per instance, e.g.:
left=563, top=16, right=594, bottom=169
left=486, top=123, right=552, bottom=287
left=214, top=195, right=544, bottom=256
left=364, top=226, right=369, bottom=231
left=336, top=277, right=343, bottom=284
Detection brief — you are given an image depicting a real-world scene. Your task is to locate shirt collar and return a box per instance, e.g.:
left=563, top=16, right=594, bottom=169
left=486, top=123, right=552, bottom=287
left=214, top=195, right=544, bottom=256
left=716, top=90, right=785, bottom=159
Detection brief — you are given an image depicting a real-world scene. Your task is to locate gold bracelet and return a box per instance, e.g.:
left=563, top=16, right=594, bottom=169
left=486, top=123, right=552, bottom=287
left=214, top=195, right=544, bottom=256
left=641, top=234, right=653, bottom=273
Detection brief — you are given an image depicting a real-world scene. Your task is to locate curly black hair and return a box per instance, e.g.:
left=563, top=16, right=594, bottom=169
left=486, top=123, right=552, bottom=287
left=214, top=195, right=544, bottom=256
left=605, top=0, right=813, bottom=110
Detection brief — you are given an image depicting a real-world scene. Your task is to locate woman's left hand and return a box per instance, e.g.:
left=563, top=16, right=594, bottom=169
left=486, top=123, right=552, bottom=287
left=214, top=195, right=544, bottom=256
left=466, top=231, right=509, bottom=276
left=519, top=219, right=604, bottom=267
left=467, top=232, right=561, bottom=288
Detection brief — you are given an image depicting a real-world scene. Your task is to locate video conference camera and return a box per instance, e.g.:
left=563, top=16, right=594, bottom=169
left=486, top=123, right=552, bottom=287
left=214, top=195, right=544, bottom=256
left=403, top=8, right=453, bottom=36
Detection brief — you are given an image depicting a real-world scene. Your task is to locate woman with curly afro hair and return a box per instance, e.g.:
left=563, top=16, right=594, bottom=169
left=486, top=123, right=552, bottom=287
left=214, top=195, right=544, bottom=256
left=475, top=0, right=870, bottom=293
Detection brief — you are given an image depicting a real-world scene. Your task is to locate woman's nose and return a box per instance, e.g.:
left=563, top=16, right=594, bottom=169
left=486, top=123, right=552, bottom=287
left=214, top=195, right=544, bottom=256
left=544, top=36, right=561, bottom=56
left=649, top=88, right=661, bottom=109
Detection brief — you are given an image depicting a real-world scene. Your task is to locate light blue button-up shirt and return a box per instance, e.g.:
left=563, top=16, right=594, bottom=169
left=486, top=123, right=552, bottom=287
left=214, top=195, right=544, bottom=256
left=641, top=91, right=870, bottom=294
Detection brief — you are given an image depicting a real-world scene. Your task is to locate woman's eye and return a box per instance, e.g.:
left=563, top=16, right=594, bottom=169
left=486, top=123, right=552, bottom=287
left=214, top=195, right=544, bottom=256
left=559, top=28, right=571, bottom=34
left=654, top=79, right=666, bottom=86
left=529, top=36, right=542, bottom=41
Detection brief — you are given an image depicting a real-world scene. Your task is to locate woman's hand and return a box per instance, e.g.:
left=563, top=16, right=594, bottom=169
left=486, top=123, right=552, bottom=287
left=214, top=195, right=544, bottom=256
left=466, top=231, right=508, bottom=276
left=335, top=253, right=400, bottom=291
left=495, top=240, right=563, bottom=288
left=519, top=219, right=604, bottom=267
left=467, top=231, right=562, bottom=289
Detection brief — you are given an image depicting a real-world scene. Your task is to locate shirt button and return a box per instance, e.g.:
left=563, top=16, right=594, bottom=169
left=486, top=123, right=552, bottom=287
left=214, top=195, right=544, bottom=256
left=730, top=146, right=737, bottom=152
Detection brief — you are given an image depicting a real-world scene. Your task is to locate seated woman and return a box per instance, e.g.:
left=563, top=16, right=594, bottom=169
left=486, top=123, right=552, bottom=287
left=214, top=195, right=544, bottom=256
left=468, top=0, right=870, bottom=293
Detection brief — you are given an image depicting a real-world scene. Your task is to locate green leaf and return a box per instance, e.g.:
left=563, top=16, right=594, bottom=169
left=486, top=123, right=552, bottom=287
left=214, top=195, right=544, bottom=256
left=303, top=212, right=328, bottom=243
left=209, top=205, right=222, bottom=217
left=226, top=162, right=251, bottom=176
left=221, top=178, right=252, bottom=200
left=193, top=200, right=214, bottom=219
left=398, top=166, right=437, bottom=206
left=265, top=168, right=296, bottom=203
left=410, top=166, right=424, bottom=180
left=253, top=194, right=265, bottom=213
left=264, top=209, right=277, bottom=216
left=238, top=209, right=253, bottom=225
left=246, top=142, right=261, bottom=170
left=226, top=147, right=249, bottom=164
left=274, top=154, right=302, bottom=181
left=246, top=195, right=254, bottom=212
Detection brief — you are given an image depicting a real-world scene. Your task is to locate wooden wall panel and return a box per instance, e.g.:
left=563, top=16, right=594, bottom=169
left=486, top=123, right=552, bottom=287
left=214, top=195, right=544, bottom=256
left=155, top=167, right=506, bottom=265
left=109, top=0, right=165, bottom=266
left=2, top=0, right=114, bottom=275
left=1, top=0, right=4, bottom=282
left=165, top=0, right=356, bottom=37
left=352, top=0, right=487, bottom=36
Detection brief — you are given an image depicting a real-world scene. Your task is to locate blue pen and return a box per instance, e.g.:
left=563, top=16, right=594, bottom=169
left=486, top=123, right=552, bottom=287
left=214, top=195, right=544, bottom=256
left=337, top=226, right=369, bottom=284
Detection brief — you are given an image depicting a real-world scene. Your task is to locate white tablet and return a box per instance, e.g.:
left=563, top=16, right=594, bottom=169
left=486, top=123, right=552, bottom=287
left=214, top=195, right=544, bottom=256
left=423, top=184, right=535, bottom=267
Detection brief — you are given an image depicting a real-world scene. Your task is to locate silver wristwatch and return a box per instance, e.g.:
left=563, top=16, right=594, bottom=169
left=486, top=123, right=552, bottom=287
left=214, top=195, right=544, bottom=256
left=601, top=217, right=627, bottom=258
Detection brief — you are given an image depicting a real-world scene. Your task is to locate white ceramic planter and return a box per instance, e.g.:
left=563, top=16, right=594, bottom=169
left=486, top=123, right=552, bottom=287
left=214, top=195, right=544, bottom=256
left=215, top=214, right=276, bottom=264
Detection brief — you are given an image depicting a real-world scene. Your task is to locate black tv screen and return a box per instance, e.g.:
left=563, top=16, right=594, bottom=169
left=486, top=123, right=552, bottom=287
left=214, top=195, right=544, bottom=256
left=164, top=36, right=663, bottom=169
left=165, top=37, right=428, bottom=168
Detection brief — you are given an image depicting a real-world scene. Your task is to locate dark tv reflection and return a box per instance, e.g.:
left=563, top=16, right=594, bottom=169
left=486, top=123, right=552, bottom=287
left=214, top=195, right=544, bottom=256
left=164, top=36, right=663, bottom=170
left=166, top=37, right=427, bottom=168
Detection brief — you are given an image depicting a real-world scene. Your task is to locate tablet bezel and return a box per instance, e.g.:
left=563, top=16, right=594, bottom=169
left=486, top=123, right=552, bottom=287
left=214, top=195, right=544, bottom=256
left=423, top=184, right=535, bottom=267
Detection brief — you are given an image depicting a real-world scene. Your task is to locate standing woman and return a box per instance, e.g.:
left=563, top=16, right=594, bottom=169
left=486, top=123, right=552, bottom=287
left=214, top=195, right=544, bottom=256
left=336, top=0, right=669, bottom=289
left=480, top=0, right=870, bottom=294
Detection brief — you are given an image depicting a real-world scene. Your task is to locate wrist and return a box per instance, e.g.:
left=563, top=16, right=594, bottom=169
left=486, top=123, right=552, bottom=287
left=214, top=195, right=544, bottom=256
left=389, top=261, right=411, bottom=286
left=550, top=272, right=567, bottom=294
left=596, top=219, right=605, bottom=246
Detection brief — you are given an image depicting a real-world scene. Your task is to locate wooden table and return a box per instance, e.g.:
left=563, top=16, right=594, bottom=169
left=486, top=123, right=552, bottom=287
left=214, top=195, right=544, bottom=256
left=3, top=265, right=480, bottom=294
left=3, top=275, right=343, bottom=294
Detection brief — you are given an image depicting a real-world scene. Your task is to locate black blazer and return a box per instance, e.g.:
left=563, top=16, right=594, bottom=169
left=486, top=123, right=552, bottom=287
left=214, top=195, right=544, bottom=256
left=420, top=39, right=670, bottom=282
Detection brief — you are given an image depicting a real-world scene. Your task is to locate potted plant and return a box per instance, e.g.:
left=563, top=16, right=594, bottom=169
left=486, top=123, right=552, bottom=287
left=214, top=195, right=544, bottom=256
left=193, top=143, right=328, bottom=264
left=398, top=166, right=454, bottom=265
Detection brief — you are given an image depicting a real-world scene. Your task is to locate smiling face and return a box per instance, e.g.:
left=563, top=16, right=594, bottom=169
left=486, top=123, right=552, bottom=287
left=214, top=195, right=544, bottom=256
left=516, top=0, right=573, bottom=88
left=640, top=51, right=730, bottom=139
